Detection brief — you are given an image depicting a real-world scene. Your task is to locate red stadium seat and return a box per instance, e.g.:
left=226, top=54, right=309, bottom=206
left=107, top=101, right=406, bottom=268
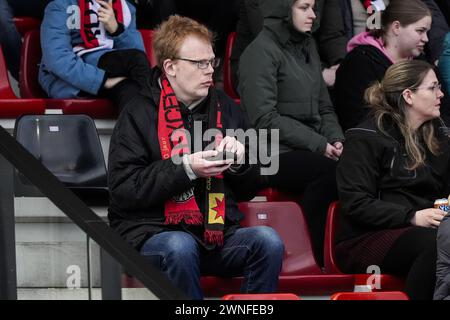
left=324, top=201, right=406, bottom=291
left=20, top=29, right=118, bottom=118
left=222, top=293, right=300, bottom=300
left=122, top=201, right=354, bottom=296
left=330, top=291, right=409, bottom=300
left=0, top=47, right=46, bottom=118
left=223, top=32, right=240, bottom=103
left=139, top=29, right=157, bottom=67
left=13, top=17, right=41, bottom=36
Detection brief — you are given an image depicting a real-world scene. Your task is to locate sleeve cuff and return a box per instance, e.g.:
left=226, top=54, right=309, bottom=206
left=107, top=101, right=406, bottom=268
left=108, top=23, right=125, bottom=37
left=182, top=154, right=198, bottom=181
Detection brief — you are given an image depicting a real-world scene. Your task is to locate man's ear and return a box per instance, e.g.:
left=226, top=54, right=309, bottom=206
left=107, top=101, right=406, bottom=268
left=163, top=59, right=176, bottom=77
left=402, top=88, right=414, bottom=105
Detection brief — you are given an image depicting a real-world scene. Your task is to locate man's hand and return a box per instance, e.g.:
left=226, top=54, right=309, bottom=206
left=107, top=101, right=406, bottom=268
left=97, top=0, right=119, bottom=34
left=324, top=143, right=340, bottom=161
left=332, top=141, right=344, bottom=158
left=187, top=150, right=234, bottom=178
left=216, top=136, right=245, bottom=164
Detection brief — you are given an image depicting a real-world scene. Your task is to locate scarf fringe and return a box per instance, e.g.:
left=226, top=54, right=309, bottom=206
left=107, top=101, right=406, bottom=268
left=204, top=230, right=224, bottom=246
left=165, top=211, right=203, bottom=225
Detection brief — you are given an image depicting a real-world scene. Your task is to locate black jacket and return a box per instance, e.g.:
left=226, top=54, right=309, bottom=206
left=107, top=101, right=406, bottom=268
left=334, top=45, right=391, bottom=131
left=107, top=68, right=260, bottom=250
left=336, top=119, right=450, bottom=244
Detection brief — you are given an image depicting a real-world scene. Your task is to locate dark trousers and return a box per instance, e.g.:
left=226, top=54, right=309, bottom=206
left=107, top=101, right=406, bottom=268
left=381, top=227, right=437, bottom=300
left=97, top=49, right=152, bottom=111
left=266, top=150, right=338, bottom=266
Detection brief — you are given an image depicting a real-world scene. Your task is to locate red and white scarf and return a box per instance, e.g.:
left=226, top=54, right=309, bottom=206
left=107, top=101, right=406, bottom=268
left=158, top=74, right=226, bottom=246
left=74, top=0, right=131, bottom=56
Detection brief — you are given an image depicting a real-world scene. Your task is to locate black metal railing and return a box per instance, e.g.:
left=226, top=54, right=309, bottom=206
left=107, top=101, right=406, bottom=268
left=0, top=125, right=188, bottom=300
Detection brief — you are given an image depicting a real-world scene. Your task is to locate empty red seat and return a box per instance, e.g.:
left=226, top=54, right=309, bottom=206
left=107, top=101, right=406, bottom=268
left=0, top=47, right=46, bottom=118
left=223, top=32, right=240, bottom=104
left=324, top=201, right=405, bottom=291
left=222, top=293, right=300, bottom=300
left=330, top=291, right=409, bottom=300
left=139, top=29, right=157, bottom=67
left=256, top=188, right=301, bottom=202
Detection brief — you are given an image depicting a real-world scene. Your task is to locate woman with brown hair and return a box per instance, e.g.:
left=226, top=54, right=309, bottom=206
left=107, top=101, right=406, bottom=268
left=335, top=0, right=432, bottom=131
left=336, top=60, right=449, bottom=300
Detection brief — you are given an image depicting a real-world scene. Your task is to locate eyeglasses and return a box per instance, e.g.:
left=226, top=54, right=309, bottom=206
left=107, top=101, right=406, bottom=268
left=174, top=57, right=220, bottom=69
left=414, top=82, right=442, bottom=93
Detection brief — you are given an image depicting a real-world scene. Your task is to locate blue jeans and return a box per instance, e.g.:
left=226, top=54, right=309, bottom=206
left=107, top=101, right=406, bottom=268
left=140, top=226, right=284, bottom=300
left=0, top=0, right=21, bottom=80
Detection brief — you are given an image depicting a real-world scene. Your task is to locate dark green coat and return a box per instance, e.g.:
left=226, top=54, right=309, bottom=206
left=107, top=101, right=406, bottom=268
left=239, top=0, right=344, bottom=154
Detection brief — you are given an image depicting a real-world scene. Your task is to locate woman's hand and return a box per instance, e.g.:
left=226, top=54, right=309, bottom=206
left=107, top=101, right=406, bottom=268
left=324, top=143, right=339, bottom=161
left=411, top=208, right=448, bottom=228
left=97, top=0, right=119, bottom=34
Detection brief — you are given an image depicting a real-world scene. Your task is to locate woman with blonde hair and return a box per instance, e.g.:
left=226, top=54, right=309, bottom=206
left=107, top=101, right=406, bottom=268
left=336, top=60, right=449, bottom=300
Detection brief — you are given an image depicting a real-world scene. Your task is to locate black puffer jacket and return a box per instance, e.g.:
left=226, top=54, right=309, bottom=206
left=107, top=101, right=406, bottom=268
left=336, top=118, right=450, bottom=243
left=107, top=68, right=260, bottom=250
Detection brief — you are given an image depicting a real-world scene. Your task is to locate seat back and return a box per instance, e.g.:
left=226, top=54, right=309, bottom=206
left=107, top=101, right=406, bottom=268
left=20, top=29, right=47, bottom=99
left=0, top=47, right=16, bottom=98
left=14, top=114, right=107, bottom=188
left=13, top=17, right=41, bottom=36
left=139, top=29, right=157, bottom=68
left=223, top=32, right=239, bottom=99
left=330, top=291, right=409, bottom=300
left=222, top=293, right=301, bottom=300
left=324, top=201, right=343, bottom=274
left=238, top=201, right=322, bottom=276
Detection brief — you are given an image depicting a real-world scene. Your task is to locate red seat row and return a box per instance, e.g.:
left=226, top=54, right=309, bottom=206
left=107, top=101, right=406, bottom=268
left=123, top=200, right=406, bottom=297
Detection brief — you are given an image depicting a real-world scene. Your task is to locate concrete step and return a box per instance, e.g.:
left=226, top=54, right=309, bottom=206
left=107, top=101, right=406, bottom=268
left=18, top=288, right=157, bottom=300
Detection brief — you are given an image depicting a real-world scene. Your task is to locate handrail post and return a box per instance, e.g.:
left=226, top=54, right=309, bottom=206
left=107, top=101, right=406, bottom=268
left=100, top=247, right=122, bottom=300
left=0, top=154, right=17, bottom=300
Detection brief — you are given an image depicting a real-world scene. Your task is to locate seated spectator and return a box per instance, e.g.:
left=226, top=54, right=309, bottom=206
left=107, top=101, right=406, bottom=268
left=335, top=0, right=432, bottom=131
left=239, top=0, right=345, bottom=266
left=340, top=0, right=448, bottom=64
left=39, top=0, right=150, bottom=109
left=231, top=0, right=348, bottom=93
left=336, top=60, right=448, bottom=300
left=107, top=15, right=284, bottom=300
left=0, top=0, right=49, bottom=81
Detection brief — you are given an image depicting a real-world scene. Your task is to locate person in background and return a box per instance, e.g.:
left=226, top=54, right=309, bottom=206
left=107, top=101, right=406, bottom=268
left=335, top=0, right=432, bottom=131
left=107, top=15, right=284, bottom=300
left=239, top=0, right=344, bottom=266
left=39, top=0, right=150, bottom=111
left=231, top=0, right=348, bottom=93
left=337, top=60, right=448, bottom=300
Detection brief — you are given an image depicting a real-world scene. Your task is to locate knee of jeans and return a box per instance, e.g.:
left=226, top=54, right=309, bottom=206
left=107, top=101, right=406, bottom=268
left=164, top=233, right=199, bottom=262
left=253, top=226, right=285, bottom=257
